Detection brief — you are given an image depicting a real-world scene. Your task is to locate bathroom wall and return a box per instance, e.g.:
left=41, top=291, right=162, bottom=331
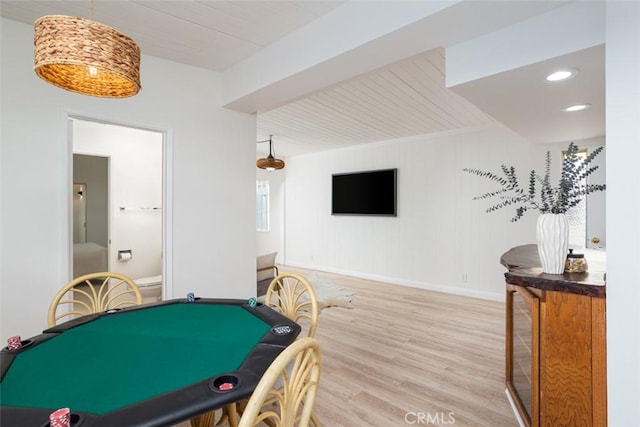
left=73, top=154, right=108, bottom=247
left=73, top=118, right=163, bottom=281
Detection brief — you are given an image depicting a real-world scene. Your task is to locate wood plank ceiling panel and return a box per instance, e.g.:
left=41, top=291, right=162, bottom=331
left=135, top=1, right=329, bottom=46
left=2, top=0, right=345, bottom=72
left=338, top=76, right=430, bottom=133
left=391, top=59, right=460, bottom=128
left=91, top=2, right=261, bottom=70
left=360, top=72, right=451, bottom=131
left=258, top=47, right=496, bottom=156
left=292, top=98, right=386, bottom=142
left=399, top=53, right=490, bottom=126
left=310, top=87, right=406, bottom=138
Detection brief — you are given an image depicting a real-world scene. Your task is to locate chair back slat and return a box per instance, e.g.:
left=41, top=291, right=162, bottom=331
left=48, top=272, right=142, bottom=327
left=265, top=273, right=319, bottom=338
left=238, top=337, right=321, bottom=427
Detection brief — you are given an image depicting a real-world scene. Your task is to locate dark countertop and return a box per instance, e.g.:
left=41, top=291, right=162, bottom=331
left=501, top=244, right=606, bottom=298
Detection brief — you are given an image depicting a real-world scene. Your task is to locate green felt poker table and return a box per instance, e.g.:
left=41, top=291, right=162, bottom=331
left=0, top=298, right=301, bottom=426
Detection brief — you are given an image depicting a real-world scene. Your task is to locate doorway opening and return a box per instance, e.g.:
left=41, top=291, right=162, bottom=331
left=71, top=117, right=167, bottom=303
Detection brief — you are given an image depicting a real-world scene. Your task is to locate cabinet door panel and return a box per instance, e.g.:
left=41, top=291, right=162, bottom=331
left=506, top=285, right=540, bottom=427
left=540, top=291, right=592, bottom=427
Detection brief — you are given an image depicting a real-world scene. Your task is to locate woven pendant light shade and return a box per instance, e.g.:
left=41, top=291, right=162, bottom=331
left=256, top=155, right=285, bottom=171
left=257, top=136, right=285, bottom=170
left=34, top=15, right=141, bottom=98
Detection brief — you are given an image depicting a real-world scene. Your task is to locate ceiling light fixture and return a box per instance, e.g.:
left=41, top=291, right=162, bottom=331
left=33, top=0, right=141, bottom=98
left=561, top=103, right=592, bottom=112
left=256, top=135, right=285, bottom=171
left=546, top=68, right=579, bottom=82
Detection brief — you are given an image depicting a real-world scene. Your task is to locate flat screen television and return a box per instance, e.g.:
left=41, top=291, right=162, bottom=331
left=331, top=168, right=397, bottom=216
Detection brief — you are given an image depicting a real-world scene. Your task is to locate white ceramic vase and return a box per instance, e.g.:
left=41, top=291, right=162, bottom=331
left=536, top=213, right=569, bottom=274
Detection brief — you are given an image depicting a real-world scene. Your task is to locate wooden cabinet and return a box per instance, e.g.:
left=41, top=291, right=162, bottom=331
left=506, top=284, right=540, bottom=425
left=502, top=245, right=607, bottom=427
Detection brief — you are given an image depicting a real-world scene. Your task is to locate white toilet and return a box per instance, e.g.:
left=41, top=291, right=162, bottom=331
left=134, top=275, right=163, bottom=303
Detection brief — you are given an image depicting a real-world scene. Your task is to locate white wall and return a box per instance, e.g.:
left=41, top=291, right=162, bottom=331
left=256, top=168, right=285, bottom=262
left=0, top=18, right=257, bottom=341
left=605, top=1, right=640, bottom=424
left=73, top=119, right=163, bottom=281
left=284, top=123, right=605, bottom=300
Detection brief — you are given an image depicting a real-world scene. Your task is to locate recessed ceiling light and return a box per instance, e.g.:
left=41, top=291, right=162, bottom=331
left=561, top=103, right=592, bottom=112
left=546, top=68, right=579, bottom=82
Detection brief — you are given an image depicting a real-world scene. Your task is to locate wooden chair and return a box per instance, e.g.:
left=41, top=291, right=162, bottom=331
left=258, top=273, right=321, bottom=426
left=238, top=337, right=322, bottom=427
left=211, top=273, right=321, bottom=427
left=264, top=273, right=319, bottom=339
left=47, top=272, right=143, bottom=327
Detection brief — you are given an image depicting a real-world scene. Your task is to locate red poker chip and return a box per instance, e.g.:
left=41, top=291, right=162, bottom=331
left=50, top=407, right=70, bottom=427
left=219, top=382, right=234, bottom=391
left=50, top=408, right=70, bottom=417
left=7, top=335, right=21, bottom=350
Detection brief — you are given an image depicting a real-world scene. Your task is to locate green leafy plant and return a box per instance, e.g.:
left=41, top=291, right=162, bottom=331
left=463, top=142, right=606, bottom=222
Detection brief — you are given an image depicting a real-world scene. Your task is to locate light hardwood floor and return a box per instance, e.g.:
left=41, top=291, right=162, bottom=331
left=177, top=267, right=517, bottom=427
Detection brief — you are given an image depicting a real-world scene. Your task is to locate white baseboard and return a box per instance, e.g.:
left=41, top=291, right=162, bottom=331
left=284, top=262, right=504, bottom=302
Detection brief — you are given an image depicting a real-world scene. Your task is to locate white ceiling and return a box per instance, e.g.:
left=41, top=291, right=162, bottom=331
left=0, top=0, right=605, bottom=158
left=0, top=0, right=346, bottom=72
left=451, top=44, right=604, bottom=145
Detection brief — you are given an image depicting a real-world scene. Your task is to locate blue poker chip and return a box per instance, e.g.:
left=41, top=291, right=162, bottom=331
left=187, top=292, right=195, bottom=302
left=248, top=297, right=257, bottom=308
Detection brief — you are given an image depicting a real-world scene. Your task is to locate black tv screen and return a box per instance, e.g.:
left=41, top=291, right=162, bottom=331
left=332, top=168, right=397, bottom=216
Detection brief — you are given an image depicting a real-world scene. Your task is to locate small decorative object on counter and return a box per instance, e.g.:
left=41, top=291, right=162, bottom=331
left=565, top=249, right=588, bottom=273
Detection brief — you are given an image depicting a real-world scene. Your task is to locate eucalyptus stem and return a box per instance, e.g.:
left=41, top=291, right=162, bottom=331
left=463, top=142, right=606, bottom=222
